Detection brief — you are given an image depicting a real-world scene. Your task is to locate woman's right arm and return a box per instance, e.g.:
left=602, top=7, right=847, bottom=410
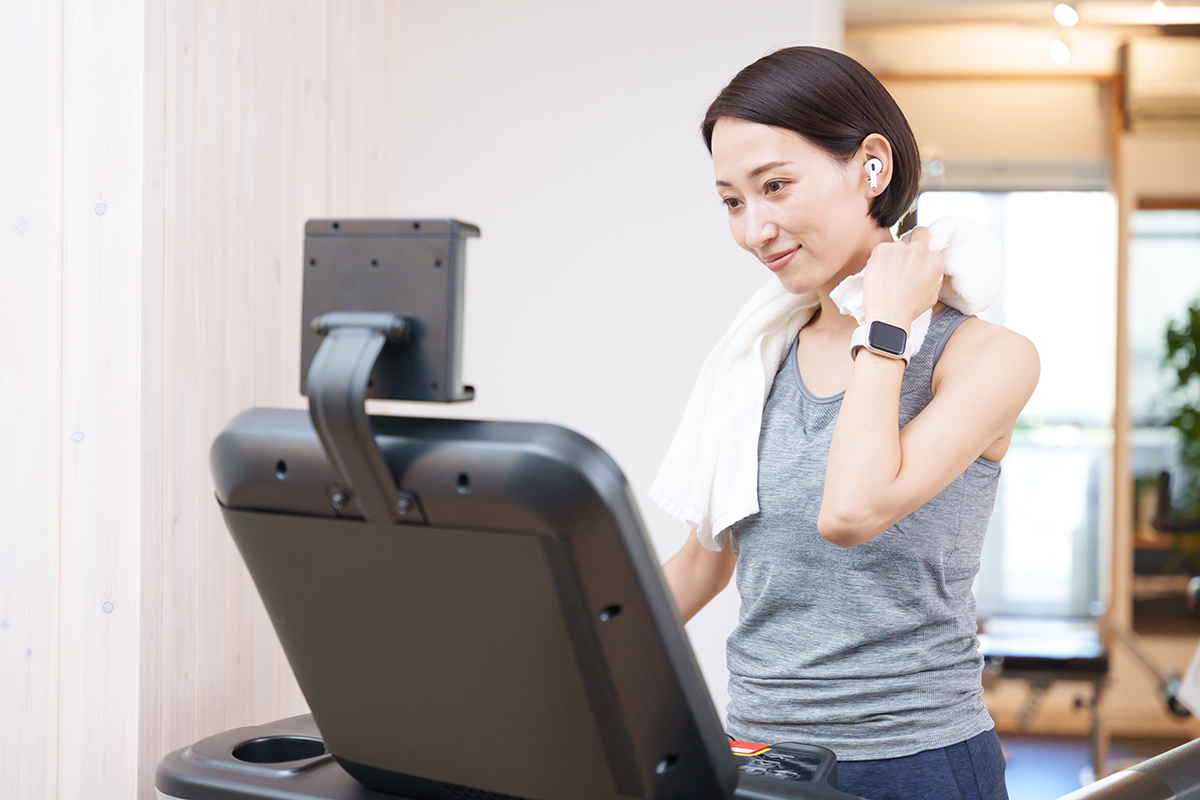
left=662, top=531, right=737, bottom=624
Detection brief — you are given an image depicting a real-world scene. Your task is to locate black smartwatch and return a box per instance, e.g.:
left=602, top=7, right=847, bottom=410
left=850, top=320, right=910, bottom=363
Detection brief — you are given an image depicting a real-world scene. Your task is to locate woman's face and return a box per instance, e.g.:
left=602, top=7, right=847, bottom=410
left=710, top=117, right=885, bottom=295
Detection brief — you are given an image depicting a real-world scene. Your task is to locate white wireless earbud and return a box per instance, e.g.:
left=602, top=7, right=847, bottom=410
left=865, top=158, right=883, bottom=190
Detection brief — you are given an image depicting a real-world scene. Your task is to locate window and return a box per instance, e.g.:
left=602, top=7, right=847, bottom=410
left=1128, top=207, right=1200, bottom=631
left=1129, top=209, right=1200, bottom=426
left=917, top=191, right=1118, bottom=617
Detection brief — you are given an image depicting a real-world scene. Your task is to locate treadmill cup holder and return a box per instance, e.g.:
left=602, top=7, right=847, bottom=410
left=231, top=735, right=329, bottom=765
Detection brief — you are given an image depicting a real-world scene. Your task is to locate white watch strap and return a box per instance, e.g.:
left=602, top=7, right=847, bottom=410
left=850, top=324, right=869, bottom=359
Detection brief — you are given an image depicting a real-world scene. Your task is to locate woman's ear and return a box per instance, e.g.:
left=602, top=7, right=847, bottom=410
left=858, top=134, right=894, bottom=197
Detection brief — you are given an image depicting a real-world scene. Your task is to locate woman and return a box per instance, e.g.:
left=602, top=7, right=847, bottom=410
left=660, top=47, right=1038, bottom=800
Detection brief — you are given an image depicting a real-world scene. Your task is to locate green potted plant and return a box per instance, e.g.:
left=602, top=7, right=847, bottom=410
left=1165, top=300, right=1200, bottom=516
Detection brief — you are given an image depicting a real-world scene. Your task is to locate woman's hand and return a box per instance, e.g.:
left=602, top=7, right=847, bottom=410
left=861, top=226, right=945, bottom=327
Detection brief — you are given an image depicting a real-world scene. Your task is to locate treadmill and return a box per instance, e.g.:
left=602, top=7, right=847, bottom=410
left=157, top=219, right=855, bottom=800
left=155, top=220, right=1200, bottom=800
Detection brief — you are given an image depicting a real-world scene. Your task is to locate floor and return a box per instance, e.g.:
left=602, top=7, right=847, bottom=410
left=1000, top=734, right=1189, bottom=800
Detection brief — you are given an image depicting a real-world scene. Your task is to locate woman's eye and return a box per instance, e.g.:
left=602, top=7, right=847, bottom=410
left=722, top=197, right=741, bottom=210
left=765, top=180, right=785, bottom=194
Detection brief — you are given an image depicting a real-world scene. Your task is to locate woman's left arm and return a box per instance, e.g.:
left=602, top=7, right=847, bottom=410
left=817, top=232, right=1040, bottom=547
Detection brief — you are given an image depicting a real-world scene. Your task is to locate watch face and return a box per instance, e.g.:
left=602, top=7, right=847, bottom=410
left=868, top=321, right=907, bottom=356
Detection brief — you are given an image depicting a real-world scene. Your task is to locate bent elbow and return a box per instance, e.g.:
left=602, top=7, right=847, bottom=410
left=816, top=502, right=885, bottom=548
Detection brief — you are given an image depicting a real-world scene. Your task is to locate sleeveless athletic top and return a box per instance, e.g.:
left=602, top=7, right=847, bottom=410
left=725, top=306, right=1000, bottom=761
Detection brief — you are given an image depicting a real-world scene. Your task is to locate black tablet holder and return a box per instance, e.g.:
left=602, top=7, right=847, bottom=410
left=300, top=219, right=479, bottom=523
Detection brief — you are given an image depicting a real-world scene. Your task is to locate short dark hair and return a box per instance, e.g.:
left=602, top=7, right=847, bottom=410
left=701, top=47, right=920, bottom=229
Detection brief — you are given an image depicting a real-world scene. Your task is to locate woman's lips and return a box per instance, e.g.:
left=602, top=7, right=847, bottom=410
left=762, top=247, right=798, bottom=272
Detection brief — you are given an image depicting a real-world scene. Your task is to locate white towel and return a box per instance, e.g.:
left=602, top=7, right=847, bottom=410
left=648, top=215, right=1005, bottom=551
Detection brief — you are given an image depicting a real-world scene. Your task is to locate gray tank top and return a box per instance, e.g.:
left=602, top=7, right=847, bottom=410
left=726, top=306, right=999, bottom=761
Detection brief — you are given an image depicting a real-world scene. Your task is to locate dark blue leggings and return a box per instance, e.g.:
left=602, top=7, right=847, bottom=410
left=837, top=728, right=1008, bottom=800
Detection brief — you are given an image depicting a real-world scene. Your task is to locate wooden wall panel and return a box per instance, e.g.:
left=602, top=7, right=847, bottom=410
left=137, top=0, right=167, bottom=792
left=0, top=2, right=64, bottom=796
left=148, top=5, right=414, bottom=784
left=159, top=0, right=203, bottom=759
left=4, top=2, right=468, bottom=797
left=58, top=2, right=146, bottom=799
left=328, top=0, right=404, bottom=216
left=249, top=0, right=329, bottom=725
left=162, top=0, right=235, bottom=752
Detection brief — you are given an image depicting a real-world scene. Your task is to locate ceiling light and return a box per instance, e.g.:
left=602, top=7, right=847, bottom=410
left=1049, top=39, right=1072, bottom=64
left=1054, top=3, right=1079, bottom=26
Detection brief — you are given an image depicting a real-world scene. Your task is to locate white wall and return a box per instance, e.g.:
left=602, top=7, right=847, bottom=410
left=370, top=0, right=844, bottom=719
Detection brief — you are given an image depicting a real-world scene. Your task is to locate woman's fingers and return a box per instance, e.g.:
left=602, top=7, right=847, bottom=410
left=863, top=229, right=946, bottom=324
left=907, top=225, right=932, bottom=248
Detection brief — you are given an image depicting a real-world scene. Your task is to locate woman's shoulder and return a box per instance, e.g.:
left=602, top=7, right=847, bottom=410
left=933, top=314, right=1040, bottom=394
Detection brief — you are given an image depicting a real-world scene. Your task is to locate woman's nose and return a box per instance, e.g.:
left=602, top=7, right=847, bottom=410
left=743, top=209, right=778, bottom=251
